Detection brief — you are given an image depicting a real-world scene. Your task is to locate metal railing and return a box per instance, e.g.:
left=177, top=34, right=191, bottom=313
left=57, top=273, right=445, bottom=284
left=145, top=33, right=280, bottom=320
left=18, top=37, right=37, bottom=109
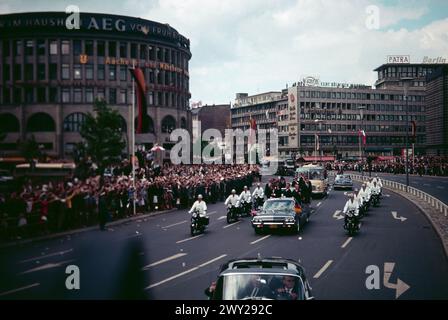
left=329, top=171, right=448, bottom=217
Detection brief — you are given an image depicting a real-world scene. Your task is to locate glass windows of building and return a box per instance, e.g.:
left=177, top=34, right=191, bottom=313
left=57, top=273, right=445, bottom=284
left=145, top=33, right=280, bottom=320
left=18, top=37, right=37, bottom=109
left=64, top=113, right=86, bottom=132
left=62, top=64, right=70, bottom=80
left=86, top=64, right=94, bottom=80
left=49, top=64, right=57, bottom=80
left=120, top=65, right=127, bottom=81
left=74, top=64, right=82, bottom=80
left=14, top=64, right=22, bottom=81
left=24, top=40, right=34, bottom=56
left=62, top=88, right=70, bottom=103
left=61, top=40, right=70, bottom=55
left=120, top=89, right=127, bottom=104
left=14, top=40, right=22, bottom=56
left=97, top=41, right=105, bottom=56
left=73, top=40, right=82, bottom=56
left=25, top=87, right=34, bottom=103
left=74, top=88, right=82, bottom=103
left=50, top=40, right=58, bottom=55
left=85, top=40, right=94, bottom=56
left=3, top=40, right=10, bottom=57
left=130, top=43, right=137, bottom=59
left=97, top=64, right=105, bottom=80
left=109, top=65, right=116, bottom=81
left=108, top=41, right=117, bottom=56
left=37, top=64, right=45, bottom=80
left=140, top=44, right=147, bottom=60
left=25, top=64, right=34, bottom=81
left=97, top=88, right=105, bottom=101
left=86, top=88, right=93, bottom=103
left=49, top=88, right=58, bottom=103
left=109, top=88, right=116, bottom=104
left=37, top=39, right=45, bottom=55
left=120, top=42, right=127, bottom=58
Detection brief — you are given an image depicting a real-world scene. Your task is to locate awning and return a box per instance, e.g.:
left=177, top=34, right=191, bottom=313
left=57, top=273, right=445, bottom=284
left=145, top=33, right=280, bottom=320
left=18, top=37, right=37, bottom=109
left=302, top=156, right=335, bottom=162
left=376, top=156, right=396, bottom=161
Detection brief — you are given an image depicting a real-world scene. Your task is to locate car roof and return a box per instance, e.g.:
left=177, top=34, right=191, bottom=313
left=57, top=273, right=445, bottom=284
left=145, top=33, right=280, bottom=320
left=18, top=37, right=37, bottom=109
left=219, top=257, right=306, bottom=276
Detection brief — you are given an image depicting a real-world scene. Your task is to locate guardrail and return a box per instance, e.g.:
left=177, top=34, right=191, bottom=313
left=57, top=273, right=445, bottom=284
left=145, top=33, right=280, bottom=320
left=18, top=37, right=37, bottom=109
left=329, top=171, right=448, bottom=217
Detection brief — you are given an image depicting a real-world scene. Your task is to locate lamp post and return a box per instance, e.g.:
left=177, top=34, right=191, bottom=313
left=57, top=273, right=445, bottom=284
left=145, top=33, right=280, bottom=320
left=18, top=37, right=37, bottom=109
left=314, top=119, right=325, bottom=163
left=401, top=77, right=414, bottom=191
left=358, top=105, right=366, bottom=176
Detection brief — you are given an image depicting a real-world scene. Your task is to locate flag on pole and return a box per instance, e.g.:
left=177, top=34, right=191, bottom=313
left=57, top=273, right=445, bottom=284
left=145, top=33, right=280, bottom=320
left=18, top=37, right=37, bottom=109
left=411, top=121, right=417, bottom=143
left=358, top=130, right=366, bottom=145
left=129, top=67, right=147, bottom=134
left=315, top=134, right=320, bottom=151
left=249, top=115, right=257, bottom=145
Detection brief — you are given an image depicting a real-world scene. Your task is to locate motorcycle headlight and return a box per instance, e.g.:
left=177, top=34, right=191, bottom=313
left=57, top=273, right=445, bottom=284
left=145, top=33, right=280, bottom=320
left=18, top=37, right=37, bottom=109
left=286, top=217, right=295, bottom=223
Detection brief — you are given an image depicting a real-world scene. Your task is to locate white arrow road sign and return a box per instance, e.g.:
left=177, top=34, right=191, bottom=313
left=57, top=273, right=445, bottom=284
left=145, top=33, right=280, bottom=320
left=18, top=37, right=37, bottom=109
left=383, top=262, right=410, bottom=299
left=391, top=211, right=407, bottom=222
left=333, top=210, right=344, bottom=220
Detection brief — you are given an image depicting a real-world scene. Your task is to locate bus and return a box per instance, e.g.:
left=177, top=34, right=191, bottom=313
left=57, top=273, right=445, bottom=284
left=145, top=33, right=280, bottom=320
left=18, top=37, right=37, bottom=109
left=295, top=164, right=328, bottom=197
left=14, top=162, right=76, bottom=181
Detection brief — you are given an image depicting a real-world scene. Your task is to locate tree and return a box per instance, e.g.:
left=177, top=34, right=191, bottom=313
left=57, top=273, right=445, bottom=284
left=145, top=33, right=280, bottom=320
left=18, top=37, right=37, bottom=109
left=18, top=135, right=42, bottom=170
left=78, top=99, right=126, bottom=174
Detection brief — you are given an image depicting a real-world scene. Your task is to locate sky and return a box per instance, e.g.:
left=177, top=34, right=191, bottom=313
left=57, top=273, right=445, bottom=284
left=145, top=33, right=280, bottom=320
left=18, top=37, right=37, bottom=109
left=1, top=0, right=447, bottom=105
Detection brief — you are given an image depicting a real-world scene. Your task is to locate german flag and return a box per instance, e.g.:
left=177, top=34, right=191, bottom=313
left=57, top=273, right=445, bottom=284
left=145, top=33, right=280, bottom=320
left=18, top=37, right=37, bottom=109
left=129, top=67, right=147, bottom=134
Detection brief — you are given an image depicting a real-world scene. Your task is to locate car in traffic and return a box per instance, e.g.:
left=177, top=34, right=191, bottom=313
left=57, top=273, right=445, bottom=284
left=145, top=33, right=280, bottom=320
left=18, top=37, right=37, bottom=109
left=251, top=198, right=310, bottom=234
left=205, top=256, right=314, bottom=300
left=333, top=174, right=353, bottom=190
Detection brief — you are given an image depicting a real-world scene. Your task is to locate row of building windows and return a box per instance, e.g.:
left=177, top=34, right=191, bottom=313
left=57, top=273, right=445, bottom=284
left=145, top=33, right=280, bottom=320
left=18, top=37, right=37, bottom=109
left=300, top=113, right=425, bottom=122
left=298, top=102, right=425, bottom=111
left=300, top=135, right=426, bottom=145
left=0, top=87, right=189, bottom=109
left=300, top=123, right=425, bottom=132
left=2, top=39, right=189, bottom=70
left=299, top=90, right=424, bottom=102
left=0, top=112, right=186, bottom=134
left=1, top=63, right=189, bottom=90
left=377, top=66, right=433, bottom=80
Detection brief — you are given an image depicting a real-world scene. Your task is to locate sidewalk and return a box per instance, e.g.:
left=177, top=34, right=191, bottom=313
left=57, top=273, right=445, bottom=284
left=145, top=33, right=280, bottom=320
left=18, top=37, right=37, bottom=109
left=0, top=207, right=177, bottom=249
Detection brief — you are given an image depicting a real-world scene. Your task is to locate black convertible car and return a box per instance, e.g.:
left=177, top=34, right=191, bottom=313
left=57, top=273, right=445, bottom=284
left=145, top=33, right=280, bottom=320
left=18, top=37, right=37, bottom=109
left=251, top=198, right=310, bottom=234
left=205, top=257, right=314, bottom=300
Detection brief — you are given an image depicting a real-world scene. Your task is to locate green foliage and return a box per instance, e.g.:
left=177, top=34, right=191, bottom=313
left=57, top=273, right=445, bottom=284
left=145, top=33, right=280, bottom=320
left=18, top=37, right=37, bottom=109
left=78, top=99, right=126, bottom=171
left=18, top=135, right=41, bottom=162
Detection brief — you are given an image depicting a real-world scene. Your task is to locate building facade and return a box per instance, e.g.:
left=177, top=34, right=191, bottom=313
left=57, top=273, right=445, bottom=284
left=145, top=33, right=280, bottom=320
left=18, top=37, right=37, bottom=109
left=0, top=12, right=192, bottom=159
left=425, top=66, right=448, bottom=155
left=231, top=62, right=447, bottom=159
left=191, top=104, right=231, bottom=137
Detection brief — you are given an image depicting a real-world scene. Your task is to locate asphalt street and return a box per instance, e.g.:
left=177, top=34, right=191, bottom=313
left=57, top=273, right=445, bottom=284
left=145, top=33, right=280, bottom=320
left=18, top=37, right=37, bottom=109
left=344, top=171, right=448, bottom=205
left=0, top=176, right=447, bottom=300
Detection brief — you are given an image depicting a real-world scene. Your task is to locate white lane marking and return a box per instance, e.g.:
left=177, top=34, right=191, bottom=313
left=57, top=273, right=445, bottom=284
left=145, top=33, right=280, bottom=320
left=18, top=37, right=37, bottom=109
left=0, top=283, right=40, bottom=297
left=250, top=235, right=271, bottom=245
left=223, top=221, right=242, bottom=229
left=333, top=210, right=344, bottom=220
left=142, top=253, right=187, bottom=270
left=162, top=220, right=187, bottom=229
left=313, top=260, right=333, bottom=279
left=341, top=237, right=353, bottom=249
left=19, top=249, right=73, bottom=264
left=176, top=234, right=204, bottom=244
left=218, top=215, right=226, bottom=220
left=145, top=254, right=227, bottom=290
left=391, top=211, right=407, bottom=222
left=19, top=259, right=76, bottom=275
left=317, top=202, right=322, bottom=207
left=298, top=237, right=303, bottom=241
left=383, top=262, right=411, bottom=299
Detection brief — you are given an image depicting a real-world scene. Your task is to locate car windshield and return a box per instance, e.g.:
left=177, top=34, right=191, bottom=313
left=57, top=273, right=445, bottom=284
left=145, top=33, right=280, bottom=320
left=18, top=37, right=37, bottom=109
left=261, top=200, right=294, bottom=214
left=221, top=273, right=304, bottom=300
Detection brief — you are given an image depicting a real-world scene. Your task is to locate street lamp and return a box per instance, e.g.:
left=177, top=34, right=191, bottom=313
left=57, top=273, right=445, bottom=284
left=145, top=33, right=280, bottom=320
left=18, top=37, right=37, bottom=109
left=401, top=77, right=414, bottom=190
left=314, top=119, right=325, bottom=163
left=357, top=105, right=366, bottom=176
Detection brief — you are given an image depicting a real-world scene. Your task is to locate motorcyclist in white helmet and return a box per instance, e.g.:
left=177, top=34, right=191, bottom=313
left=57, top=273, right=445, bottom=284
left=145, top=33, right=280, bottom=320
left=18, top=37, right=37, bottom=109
left=189, top=194, right=208, bottom=218
left=224, top=189, right=240, bottom=208
left=343, top=193, right=360, bottom=216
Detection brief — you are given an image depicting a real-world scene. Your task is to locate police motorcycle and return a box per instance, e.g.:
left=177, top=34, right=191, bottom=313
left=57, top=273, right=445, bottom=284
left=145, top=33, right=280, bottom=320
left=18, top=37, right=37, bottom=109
left=344, top=209, right=360, bottom=236
left=240, top=197, right=252, bottom=217
left=227, top=203, right=239, bottom=224
left=254, top=194, right=264, bottom=210
left=190, top=208, right=209, bottom=236
left=370, top=183, right=382, bottom=207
